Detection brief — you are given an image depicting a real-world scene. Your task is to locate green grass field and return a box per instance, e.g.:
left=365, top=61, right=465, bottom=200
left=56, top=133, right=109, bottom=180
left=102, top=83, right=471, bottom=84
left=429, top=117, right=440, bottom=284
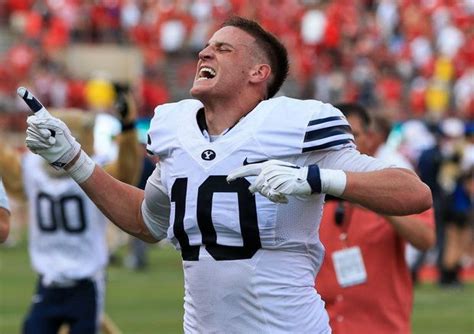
left=1, top=240, right=473, bottom=334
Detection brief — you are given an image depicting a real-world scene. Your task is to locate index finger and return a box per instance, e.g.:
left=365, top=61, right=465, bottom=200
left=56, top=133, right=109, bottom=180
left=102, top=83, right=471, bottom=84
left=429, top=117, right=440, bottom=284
left=226, top=163, right=263, bottom=182
left=17, top=87, right=51, bottom=118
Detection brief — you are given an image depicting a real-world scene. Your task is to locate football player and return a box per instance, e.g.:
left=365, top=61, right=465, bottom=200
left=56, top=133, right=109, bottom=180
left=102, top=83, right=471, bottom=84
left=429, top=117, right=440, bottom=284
left=19, top=17, right=432, bottom=333
left=0, top=96, right=140, bottom=333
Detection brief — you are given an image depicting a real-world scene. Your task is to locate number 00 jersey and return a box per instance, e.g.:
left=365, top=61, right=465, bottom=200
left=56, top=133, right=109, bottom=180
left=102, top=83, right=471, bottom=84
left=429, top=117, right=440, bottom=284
left=145, top=96, right=391, bottom=333
left=22, top=153, right=108, bottom=285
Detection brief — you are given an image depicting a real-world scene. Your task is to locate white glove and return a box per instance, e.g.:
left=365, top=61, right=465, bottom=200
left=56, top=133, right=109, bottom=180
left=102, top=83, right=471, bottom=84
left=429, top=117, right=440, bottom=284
left=18, top=86, right=80, bottom=168
left=18, top=87, right=95, bottom=184
left=26, top=115, right=81, bottom=168
left=227, top=160, right=312, bottom=203
left=227, top=160, right=347, bottom=203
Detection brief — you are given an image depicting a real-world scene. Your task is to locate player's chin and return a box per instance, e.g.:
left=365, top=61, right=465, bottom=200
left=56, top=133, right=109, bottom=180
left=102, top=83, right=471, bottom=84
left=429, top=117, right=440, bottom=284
left=190, top=81, right=212, bottom=98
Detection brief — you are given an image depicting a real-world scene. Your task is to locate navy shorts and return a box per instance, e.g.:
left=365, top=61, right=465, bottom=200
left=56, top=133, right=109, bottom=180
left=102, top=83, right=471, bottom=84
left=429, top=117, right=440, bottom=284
left=23, top=276, right=104, bottom=334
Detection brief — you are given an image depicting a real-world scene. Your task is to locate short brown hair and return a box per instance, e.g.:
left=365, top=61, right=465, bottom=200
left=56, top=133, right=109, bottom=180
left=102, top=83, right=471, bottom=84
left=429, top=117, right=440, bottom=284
left=221, top=16, right=289, bottom=99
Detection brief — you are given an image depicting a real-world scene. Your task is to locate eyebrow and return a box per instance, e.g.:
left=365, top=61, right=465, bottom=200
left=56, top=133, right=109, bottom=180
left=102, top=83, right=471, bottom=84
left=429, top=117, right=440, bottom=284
left=205, top=41, right=235, bottom=49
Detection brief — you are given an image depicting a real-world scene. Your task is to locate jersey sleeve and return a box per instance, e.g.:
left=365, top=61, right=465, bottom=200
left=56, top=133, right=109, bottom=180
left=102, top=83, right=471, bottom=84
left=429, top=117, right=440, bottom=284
left=141, top=164, right=170, bottom=241
left=252, top=98, right=355, bottom=160
left=145, top=104, right=174, bottom=158
left=306, top=146, right=395, bottom=172
left=0, top=178, right=10, bottom=212
left=146, top=99, right=203, bottom=158
left=302, top=102, right=355, bottom=153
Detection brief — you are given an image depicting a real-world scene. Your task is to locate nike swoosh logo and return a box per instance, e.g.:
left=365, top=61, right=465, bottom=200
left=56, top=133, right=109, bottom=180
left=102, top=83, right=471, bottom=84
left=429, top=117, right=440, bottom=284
left=243, top=158, right=268, bottom=166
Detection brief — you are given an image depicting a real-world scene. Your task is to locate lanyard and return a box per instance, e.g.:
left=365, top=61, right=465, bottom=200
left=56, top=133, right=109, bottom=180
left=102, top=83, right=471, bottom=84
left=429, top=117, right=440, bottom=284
left=333, top=200, right=355, bottom=244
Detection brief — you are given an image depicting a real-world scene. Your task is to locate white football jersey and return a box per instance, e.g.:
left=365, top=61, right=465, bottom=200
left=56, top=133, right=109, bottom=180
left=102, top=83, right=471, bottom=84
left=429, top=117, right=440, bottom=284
left=145, top=96, right=391, bottom=333
left=0, top=177, right=9, bottom=212
left=22, top=153, right=108, bottom=285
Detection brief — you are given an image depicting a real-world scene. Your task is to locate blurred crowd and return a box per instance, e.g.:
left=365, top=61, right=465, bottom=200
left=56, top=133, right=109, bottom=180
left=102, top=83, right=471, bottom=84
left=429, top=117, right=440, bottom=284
left=0, top=0, right=472, bottom=283
left=0, top=0, right=472, bottom=119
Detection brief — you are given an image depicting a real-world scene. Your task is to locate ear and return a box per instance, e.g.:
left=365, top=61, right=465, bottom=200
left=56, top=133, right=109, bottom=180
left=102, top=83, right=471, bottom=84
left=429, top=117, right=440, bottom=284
left=249, top=64, right=271, bottom=84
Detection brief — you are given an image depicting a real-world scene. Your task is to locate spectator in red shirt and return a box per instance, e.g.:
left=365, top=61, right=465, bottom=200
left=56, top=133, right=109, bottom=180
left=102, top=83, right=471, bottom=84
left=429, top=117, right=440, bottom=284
left=316, top=103, right=435, bottom=334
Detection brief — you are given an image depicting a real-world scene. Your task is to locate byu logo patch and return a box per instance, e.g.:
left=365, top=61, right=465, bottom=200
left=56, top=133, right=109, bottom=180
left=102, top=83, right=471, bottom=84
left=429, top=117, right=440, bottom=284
left=201, top=149, right=216, bottom=161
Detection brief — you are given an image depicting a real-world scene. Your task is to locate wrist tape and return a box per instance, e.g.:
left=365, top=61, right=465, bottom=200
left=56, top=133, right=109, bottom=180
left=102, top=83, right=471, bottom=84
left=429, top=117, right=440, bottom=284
left=307, top=165, right=347, bottom=196
left=67, top=150, right=95, bottom=184
left=121, top=121, right=136, bottom=132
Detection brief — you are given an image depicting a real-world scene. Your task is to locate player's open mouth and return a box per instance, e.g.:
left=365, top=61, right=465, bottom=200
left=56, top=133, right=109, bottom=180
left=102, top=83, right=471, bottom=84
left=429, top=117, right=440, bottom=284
left=197, top=66, right=216, bottom=81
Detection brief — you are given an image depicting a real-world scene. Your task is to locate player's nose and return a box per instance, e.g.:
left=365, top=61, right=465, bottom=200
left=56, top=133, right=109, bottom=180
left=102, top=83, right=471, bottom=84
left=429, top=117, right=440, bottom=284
left=198, top=45, right=214, bottom=61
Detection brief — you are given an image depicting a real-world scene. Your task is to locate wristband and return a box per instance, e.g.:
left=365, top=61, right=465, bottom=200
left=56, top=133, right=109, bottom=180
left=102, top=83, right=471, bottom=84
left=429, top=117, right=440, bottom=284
left=66, top=150, right=95, bottom=184
left=121, top=121, right=136, bottom=132
left=306, top=165, right=322, bottom=193
left=319, top=168, right=347, bottom=196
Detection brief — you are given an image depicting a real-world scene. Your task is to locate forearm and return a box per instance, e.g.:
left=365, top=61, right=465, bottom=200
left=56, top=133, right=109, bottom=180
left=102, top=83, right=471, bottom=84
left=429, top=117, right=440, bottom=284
left=341, top=168, right=432, bottom=215
left=0, top=209, right=10, bottom=243
left=78, top=165, right=158, bottom=243
left=385, top=215, right=436, bottom=250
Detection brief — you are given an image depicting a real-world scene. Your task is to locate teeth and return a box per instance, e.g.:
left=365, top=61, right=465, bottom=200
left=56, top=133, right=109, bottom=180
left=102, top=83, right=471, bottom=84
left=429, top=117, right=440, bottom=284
left=199, top=67, right=216, bottom=79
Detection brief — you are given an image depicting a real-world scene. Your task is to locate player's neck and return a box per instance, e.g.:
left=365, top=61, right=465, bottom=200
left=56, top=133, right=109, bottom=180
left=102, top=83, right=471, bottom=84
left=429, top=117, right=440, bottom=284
left=202, top=97, right=262, bottom=135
